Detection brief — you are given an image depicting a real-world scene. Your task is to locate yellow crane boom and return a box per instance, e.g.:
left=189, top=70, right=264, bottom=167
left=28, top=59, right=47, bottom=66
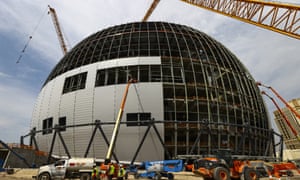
left=143, top=0, right=300, bottom=40
left=48, top=5, right=68, bottom=55
left=182, top=0, right=300, bottom=40
left=143, top=0, right=160, bottom=22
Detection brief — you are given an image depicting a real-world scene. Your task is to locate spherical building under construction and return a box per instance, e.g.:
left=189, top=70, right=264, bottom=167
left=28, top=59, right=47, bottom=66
left=30, top=21, right=273, bottom=161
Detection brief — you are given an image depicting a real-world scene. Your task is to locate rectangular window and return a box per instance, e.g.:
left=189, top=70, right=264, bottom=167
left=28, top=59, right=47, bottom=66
left=42, top=117, right=53, bottom=135
left=126, top=113, right=151, bottom=126
left=63, top=72, right=87, bottom=94
left=95, top=70, right=106, bottom=86
left=59, top=117, right=66, bottom=131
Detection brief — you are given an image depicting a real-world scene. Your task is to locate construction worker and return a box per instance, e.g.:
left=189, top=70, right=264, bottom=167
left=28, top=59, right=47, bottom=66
left=107, top=163, right=115, bottom=180
left=117, top=164, right=126, bottom=180
left=91, top=165, right=99, bottom=180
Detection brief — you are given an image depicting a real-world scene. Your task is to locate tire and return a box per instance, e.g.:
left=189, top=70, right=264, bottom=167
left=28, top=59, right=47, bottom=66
left=167, top=173, right=174, bottom=180
left=287, top=170, right=294, bottom=177
left=38, top=173, right=51, bottom=180
left=80, top=173, right=91, bottom=180
left=153, top=173, right=161, bottom=180
left=213, top=167, right=230, bottom=180
left=134, top=173, right=139, bottom=179
left=243, top=168, right=257, bottom=180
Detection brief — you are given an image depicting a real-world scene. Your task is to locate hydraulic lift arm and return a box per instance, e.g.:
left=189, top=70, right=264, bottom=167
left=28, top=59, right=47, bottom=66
left=257, top=82, right=300, bottom=120
left=104, top=79, right=137, bottom=164
left=261, top=91, right=300, bottom=141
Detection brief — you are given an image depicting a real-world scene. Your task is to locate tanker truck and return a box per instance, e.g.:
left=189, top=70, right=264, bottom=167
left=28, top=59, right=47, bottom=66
left=33, top=158, right=97, bottom=180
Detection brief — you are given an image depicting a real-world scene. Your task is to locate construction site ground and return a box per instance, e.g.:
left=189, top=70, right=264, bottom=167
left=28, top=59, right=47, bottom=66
left=1, top=169, right=300, bottom=180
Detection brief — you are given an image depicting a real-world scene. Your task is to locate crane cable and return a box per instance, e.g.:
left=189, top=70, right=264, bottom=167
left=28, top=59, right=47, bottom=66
left=16, top=6, right=48, bottom=64
left=133, top=83, right=145, bottom=113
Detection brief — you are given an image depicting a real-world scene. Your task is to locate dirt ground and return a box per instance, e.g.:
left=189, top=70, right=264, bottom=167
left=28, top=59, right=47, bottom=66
left=1, top=168, right=300, bottom=180
left=0, top=169, right=202, bottom=180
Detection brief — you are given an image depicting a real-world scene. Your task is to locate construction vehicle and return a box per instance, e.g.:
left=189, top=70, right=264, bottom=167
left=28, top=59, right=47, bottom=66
left=97, top=78, right=137, bottom=180
left=128, top=159, right=183, bottom=180
left=265, top=161, right=300, bottom=178
left=34, top=158, right=97, bottom=180
left=261, top=90, right=300, bottom=141
left=192, top=150, right=259, bottom=180
left=143, top=0, right=300, bottom=40
left=257, top=82, right=300, bottom=121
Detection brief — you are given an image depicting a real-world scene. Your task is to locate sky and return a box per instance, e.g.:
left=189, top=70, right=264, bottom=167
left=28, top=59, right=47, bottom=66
left=0, top=0, right=299, bottom=144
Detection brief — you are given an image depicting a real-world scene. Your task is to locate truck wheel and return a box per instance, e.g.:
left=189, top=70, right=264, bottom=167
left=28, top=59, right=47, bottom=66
left=167, top=173, right=174, bottom=180
left=134, top=173, right=140, bottom=179
left=243, top=168, right=257, bottom=180
left=287, top=170, right=294, bottom=177
left=80, top=173, right=91, bottom=180
left=153, top=174, right=161, bottom=180
left=38, top=173, right=51, bottom=180
left=213, top=167, right=230, bottom=180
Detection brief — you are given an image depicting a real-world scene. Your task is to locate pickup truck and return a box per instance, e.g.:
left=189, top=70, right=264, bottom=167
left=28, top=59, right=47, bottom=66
left=33, top=158, right=96, bottom=180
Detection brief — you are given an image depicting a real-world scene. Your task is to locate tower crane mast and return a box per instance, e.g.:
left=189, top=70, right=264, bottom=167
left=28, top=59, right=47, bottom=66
left=48, top=5, right=68, bottom=55
left=143, top=0, right=300, bottom=40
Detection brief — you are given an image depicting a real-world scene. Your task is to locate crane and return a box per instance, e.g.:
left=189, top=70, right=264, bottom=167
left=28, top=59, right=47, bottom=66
left=48, top=5, right=68, bottom=55
left=104, top=78, right=137, bottom=164
left=143, top=0, right=300, bottom=40
left=143, top=0, right=160, bottom=22
left=261, top=91, right=300, bottom=141
left=256, top=82, right=300, bottom=121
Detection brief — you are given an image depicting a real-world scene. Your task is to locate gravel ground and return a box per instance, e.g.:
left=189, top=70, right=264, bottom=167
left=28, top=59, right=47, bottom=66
left=1, top=168, right=300, bottom=180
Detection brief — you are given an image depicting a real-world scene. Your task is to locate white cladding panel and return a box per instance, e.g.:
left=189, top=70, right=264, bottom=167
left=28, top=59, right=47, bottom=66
left=31, top=57, right=164, bottom=161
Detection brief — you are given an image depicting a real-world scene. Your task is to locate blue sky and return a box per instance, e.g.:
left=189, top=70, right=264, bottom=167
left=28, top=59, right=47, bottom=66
left=0, top=0, right=299, bottom=144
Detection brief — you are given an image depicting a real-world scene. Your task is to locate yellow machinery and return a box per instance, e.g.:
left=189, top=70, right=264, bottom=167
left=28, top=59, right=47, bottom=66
left=143, top=0, right=300, bottom=40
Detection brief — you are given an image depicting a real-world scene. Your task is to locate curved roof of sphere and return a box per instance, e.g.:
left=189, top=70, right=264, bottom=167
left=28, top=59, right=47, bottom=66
left=44, top=21, right=246, bottom=85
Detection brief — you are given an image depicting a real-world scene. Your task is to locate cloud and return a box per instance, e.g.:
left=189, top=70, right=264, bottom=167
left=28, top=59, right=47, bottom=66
left=0, top=82, right=36, bottom=143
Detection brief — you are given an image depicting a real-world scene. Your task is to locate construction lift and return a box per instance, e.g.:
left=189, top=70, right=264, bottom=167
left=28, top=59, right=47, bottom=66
left=104, top=78, right=137, bottom=165
left=48, top=5, right=68, bottom=55
left=143, top=0, right=300, bottom=40
left=261, top=91, right=300, bottom=141
left=257, top=82, right=300, bottom=121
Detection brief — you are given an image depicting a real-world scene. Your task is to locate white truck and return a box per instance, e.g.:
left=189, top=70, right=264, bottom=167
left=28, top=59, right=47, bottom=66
left=34, top=158, right=97, bottom=180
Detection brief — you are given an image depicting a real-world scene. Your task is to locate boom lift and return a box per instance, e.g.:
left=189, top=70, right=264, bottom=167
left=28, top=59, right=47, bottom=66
left=143, top=0, right=300, bottom=40
left=261, top=91, right=300, bottom=141
left=48, top=5, right=68, bottom=55
left=104, top=78, right=137, bottom=165
left=257, top=82, right=300, bottom=121
left=98, top=79, right=136, bottom=179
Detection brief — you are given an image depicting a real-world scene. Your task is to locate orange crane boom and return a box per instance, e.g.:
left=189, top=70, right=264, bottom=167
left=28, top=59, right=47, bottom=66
left=257, top=82, right=300, bottom=121
left=143, top=0, right=300, bottom=40
left=48, top=5, right=68, bottom=55
left=261, top=91, right=300, bottom=140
